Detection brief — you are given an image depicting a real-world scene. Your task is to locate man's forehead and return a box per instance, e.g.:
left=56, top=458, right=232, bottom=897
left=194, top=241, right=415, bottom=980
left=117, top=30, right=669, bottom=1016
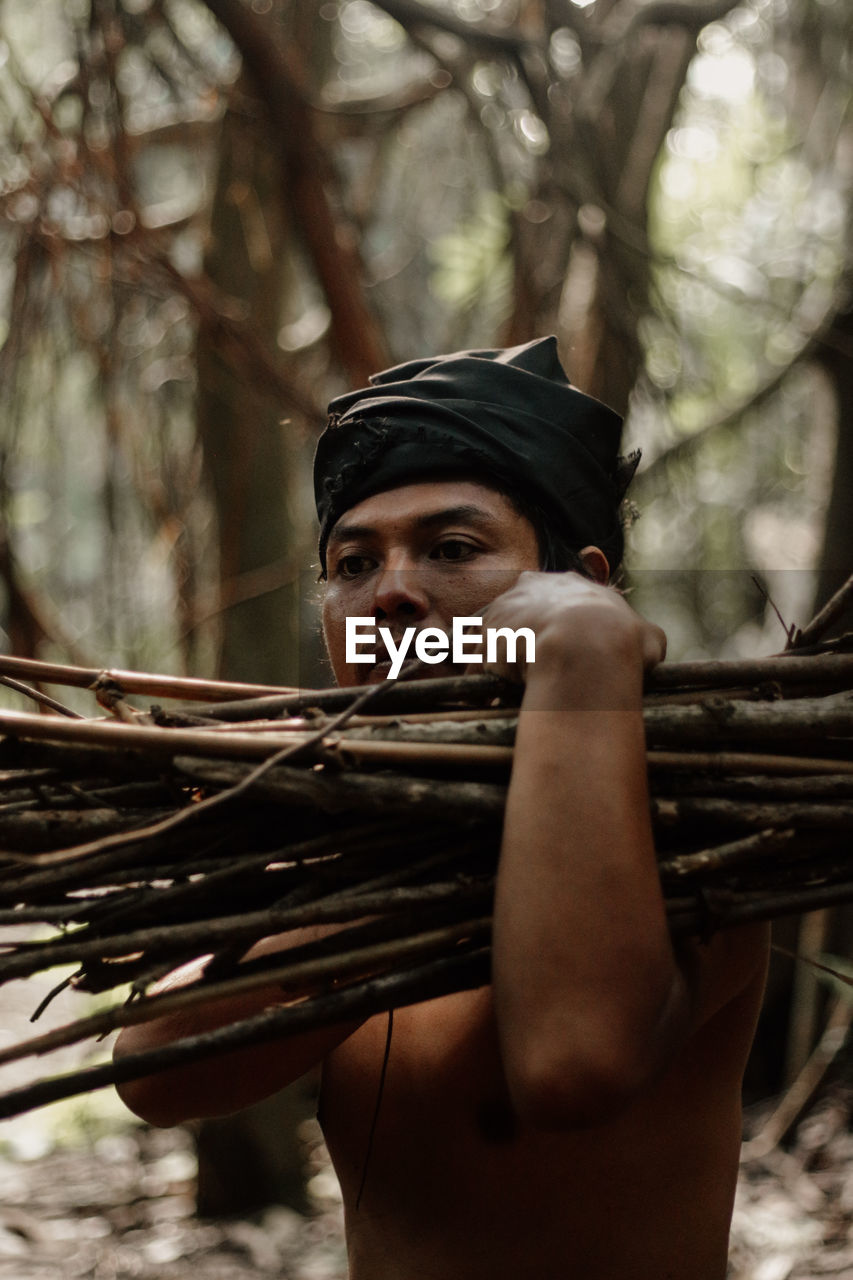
left=326, top=480, right=522, bottom=542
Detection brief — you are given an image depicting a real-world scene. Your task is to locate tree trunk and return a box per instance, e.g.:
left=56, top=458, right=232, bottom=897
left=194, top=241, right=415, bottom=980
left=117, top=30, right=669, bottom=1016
left=193, top=82, right=315, bottom=1215
left=196, top=84, right=302, bottom=686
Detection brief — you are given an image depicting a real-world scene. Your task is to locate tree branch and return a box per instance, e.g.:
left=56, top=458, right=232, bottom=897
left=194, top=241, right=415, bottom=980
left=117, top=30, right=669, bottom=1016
left=199, top=0, right=389, bottom=385
left=634, top=287, right=851, bottom=488
left=790, top=573, right=853, bottom=650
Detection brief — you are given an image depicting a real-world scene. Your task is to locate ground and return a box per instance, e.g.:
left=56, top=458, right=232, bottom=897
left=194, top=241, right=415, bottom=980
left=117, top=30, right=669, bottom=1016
left=0, top=1119, right=346, bottom=1280
left=0, top=943, right=347, bottom=1280
left=731, top=1084, right=853, bottom=1280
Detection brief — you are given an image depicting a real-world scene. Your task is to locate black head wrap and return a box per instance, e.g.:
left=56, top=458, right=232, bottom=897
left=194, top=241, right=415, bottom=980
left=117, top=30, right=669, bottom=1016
left=314, top=336, right=639, bottom=572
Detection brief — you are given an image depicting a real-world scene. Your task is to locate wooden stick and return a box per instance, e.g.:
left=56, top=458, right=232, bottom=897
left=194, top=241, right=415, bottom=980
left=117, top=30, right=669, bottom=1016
left=0, top=676, right=85, bottom=719
left=0, top=882, right=493, bottom=983
left=4, top=647, right=852, bottom=706
left=647, top=751, right=853, bottom=776
left=652, top=797, right=853, bottom=831
left=0, top=654, right=298, bottom=703
left=741, top=996, right=853, bottom=1163
left=643, top=693, right=853, bottom=746
left=667, top=880, right=853, bottom=933
left=2, top=699, right=851, bottom=767
left=789, top=572, right=853, bottom=650
left=0, top=681, right=389, bottom=866
left=0, top=708, right=316, bottom=760
left=0, top=946, right=493, bottom=1121
left=648, top=650, right=853, bottom=691
left=658, top=828, right=798, bottom=877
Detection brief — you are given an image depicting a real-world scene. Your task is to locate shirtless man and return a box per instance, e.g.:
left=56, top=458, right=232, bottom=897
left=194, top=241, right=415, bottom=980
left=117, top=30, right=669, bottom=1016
left=115, top=338, right=769, bottom=1279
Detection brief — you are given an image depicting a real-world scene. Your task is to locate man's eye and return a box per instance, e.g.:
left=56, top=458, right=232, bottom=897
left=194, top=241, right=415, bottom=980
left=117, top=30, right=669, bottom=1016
left=432, top=539, right=477, bottom=563
left=335, top=554, right=374, bottom=579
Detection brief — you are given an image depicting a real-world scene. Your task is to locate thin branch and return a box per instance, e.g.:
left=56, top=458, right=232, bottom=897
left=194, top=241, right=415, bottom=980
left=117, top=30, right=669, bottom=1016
left=2, top=679, right=388, bottom=867
left=0, top=677, right=84, bottom=720
left=648, top=651, right=853, bottom=690
left=0, top=947, right=493, bottom=1121
left=635, top=295, right=847, bottom=486
left=658, top=828, right=798, bottom=878
left=0, top=654, right=296, bottom=703
left=789, top=573, right=853, bottom=651
left=648, top=751, right=853, bottom=777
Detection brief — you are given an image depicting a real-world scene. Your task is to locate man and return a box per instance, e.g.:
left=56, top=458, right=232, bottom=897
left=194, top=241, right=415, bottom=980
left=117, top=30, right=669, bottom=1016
left=116, top=338, right=769, bottom=1279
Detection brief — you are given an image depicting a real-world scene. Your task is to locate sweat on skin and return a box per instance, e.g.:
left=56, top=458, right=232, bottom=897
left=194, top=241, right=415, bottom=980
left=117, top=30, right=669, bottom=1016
left=345, top=614, right=536, bottom=679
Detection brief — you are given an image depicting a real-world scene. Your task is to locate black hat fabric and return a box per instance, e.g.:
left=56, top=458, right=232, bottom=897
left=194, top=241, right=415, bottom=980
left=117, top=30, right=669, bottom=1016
left=314, top=336, right=638, bottom=571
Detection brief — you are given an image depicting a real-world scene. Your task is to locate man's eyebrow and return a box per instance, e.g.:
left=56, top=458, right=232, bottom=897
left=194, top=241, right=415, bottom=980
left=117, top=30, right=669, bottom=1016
left=327, top=505, right=501, bottom=545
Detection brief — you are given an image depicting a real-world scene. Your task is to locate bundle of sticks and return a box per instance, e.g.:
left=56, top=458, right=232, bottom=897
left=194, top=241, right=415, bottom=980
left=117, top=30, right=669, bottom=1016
left=0, top=576, right=851, bottom=1120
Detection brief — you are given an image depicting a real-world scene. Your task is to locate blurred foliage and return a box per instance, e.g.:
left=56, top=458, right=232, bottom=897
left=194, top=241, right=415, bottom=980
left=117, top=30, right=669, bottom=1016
left=428, top=191, right=512, bottom=324
left=0, top=0, right=233, bottom=693
left=0, top=0, right=850, bottom=691
left=624, top=0, right=852, bottom=655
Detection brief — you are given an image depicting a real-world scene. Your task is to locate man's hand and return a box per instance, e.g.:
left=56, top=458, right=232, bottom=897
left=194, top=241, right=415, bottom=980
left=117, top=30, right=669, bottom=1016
left=475, top=569, right=666, bottom=690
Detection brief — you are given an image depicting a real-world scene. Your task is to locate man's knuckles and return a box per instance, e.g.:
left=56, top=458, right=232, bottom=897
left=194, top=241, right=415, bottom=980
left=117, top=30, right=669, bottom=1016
left=483, top=571, right=666, bottom=671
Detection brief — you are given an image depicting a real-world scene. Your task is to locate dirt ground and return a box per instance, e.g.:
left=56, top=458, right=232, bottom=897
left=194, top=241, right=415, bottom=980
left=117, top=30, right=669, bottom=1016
left=0, top=1087, right=852, bottom=1280
left=732, top=1082, right=853, bottom=1280
left=0, top=1119, right=347, bottom=1280
left=0, top=953, right=347, bottom=1280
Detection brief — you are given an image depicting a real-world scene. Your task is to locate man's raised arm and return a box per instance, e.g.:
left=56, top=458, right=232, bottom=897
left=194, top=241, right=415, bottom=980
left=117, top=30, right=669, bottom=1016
left=486, top=570, right=768, bottom=1129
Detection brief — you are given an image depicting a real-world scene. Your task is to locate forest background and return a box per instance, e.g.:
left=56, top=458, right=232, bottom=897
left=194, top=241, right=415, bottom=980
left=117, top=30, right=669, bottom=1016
left=0, top=0, right=851, bottom=1216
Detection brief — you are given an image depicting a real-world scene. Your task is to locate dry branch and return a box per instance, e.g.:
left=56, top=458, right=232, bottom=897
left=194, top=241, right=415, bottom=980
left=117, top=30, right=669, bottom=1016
left=0, top=638, right=850, bottom=1119
left=0, top=653, right=296, bottom=702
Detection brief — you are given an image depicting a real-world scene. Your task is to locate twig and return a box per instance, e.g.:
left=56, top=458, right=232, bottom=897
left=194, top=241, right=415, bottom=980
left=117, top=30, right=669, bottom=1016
left=0, top=947, right=493, bottom=1121
left=740, top=995, right=853, bottom=1162
left=658, top=828, right=797, bottom=878
left=789, top=572, right=853, bottom=651
left=647, top=651, right=853, bottom=691
left=0, top=681, right=388, bottom=866
left=0, top=654, right=297, bottom=703
left=668, top=881, right=853, bottom=934
left=643, top=694, right=853, bottom=747
left=0, top=882, right=492, bottom=984
left=0, top=676, right=85, bottom=719
left=647, top=751, right=853, bottom=776
left=652, top=797, right=853, bottom=832
left=751, top=574, right=795, bottom=646
left=0, top=901, right=492, bottom=1070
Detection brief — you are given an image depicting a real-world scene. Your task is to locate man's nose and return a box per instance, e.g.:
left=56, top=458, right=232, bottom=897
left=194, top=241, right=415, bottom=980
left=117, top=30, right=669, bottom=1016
left=372, top=563, right=429, bottom=623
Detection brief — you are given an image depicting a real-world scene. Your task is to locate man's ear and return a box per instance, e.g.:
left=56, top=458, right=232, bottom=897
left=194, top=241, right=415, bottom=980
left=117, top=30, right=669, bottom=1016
left=578, top=545, right=610, bottom=584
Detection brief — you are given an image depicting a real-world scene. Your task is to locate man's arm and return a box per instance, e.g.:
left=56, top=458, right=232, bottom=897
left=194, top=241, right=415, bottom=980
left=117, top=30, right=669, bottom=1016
left=113, top=928, right=363, bottom=1126
left=485, top=571, right=768, bottom=1128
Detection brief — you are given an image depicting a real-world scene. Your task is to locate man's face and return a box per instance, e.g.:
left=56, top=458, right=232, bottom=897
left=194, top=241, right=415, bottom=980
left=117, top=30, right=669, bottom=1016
left=322, top=480, right=541, bottom=687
